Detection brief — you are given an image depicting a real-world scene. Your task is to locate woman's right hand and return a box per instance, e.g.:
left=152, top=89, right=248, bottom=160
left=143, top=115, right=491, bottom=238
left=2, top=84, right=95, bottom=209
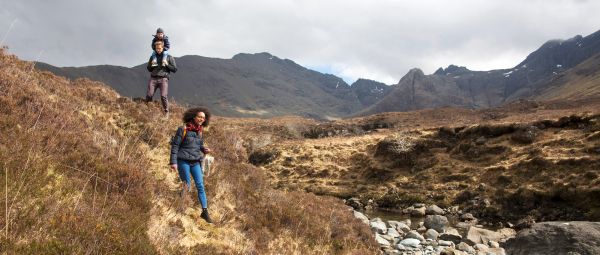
left=170, top=164, right=177, bottom=171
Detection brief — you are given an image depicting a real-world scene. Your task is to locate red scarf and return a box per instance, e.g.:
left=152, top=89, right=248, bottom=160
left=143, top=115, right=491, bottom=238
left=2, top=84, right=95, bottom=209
left=185, top=122, right=203, bottom=133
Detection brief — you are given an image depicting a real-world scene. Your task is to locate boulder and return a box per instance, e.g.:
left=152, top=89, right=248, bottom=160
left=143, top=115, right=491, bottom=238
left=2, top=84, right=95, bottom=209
left=497, top=227, right=517, bottom=241
left=347, top=198, right=363, bottom=210
left=440, top=248, right=469, bottom=255
left=426, top=204, right=445, bottom=215
left=460, top=213, right=476, bottom=221
left=488, top=241, right=500, bottom=248
left=473, top=243, right=489, bottom=251
left=370, top=219, right=387, bottom=234
left=387, top=228, right=401, bottom=239
left=411, top=207, right=426, bottom=217
left=383, top=248, right=400, bottom=255
left=405, top=230, right=425, bottom=242
left=439, top=227, right=462, bottom=244
left=353, top=210, right=369, bottom=225
left=457, top=242, right=475, bottom=254
left=424, top=215, right=449, bottom=232
left=455, top=221, right=476, bottom=230
left=424, top=228, right=440, bottom=240
left=466, top=226, right=502, bottom=245
left=487, top=247, right=506, bottom=255
left=388, top=220, right=411, bottom=232
left=439, top=240, right=454, bottom=246
left=504, top=221, right=600, bottom=255
left=375, top=233, right=391, bottom=247
left=399, top=238, right=421, bottom=248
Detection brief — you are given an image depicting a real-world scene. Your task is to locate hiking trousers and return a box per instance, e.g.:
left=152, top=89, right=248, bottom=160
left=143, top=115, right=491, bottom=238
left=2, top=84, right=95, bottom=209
left=177, top=160, right=208, bottom=208
left=146, top=77, right=169, bottom=112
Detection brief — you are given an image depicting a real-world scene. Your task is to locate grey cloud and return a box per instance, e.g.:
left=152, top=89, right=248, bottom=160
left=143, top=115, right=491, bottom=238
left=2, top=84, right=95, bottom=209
left=2, top=0, right=600, bottom=84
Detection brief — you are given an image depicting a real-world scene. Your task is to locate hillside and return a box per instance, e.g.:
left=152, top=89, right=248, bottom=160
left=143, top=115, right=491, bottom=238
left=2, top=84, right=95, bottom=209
left=532, top=53, right=600, bottom=101
left=245, top=99, right=600, bottom=224
left=36, top=53, right=393, bottom=119
left=0, top=49, right=378, bottom=254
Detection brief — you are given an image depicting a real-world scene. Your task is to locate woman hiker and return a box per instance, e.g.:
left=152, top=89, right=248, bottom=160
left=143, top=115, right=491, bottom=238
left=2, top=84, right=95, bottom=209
left=169, top=107, right=213, bottom=223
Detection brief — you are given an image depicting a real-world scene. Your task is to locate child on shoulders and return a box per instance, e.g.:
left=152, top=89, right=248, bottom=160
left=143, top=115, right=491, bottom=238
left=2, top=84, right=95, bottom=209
left=151, top=27, right=171, bottom=66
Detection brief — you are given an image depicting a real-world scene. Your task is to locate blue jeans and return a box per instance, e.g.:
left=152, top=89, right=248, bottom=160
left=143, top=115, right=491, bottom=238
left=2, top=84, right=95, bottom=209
left=151, top=50, right=169, bottom=62
left=177, top=160, right=207, bottom=208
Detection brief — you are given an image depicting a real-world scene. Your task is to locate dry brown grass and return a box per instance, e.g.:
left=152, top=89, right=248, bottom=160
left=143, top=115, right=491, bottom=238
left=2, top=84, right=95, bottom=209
left=251, top=97, right=600, bottom=224
left=0, top=48, right=379, bottom=254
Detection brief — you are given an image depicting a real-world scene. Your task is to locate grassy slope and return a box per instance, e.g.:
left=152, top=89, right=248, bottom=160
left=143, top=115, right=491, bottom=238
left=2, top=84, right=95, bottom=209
left=249, top=101, right=600, bottom=223
left=0, top=49, right=378, bottom=254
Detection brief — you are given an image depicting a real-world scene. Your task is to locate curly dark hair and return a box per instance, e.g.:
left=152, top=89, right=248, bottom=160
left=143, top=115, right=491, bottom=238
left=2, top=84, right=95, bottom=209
left=182, top=107, right=211, bottom=127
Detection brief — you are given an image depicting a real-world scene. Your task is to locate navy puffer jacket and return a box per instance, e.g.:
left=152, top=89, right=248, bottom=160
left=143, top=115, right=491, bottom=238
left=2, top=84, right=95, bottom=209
left=170, top=127, right=206, bottom=165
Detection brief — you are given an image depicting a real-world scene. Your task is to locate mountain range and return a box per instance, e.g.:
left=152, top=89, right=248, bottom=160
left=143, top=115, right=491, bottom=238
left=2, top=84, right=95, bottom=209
left=36, top=30, right=600, bottom=118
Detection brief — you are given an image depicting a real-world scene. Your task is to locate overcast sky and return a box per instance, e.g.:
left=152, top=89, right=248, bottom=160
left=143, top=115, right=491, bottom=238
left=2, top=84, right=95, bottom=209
left=2, top=0, right=600, bottom=84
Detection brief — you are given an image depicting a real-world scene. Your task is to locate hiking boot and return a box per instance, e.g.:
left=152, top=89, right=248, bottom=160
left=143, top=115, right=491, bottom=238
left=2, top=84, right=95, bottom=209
left=200, top=208, right=213, bottom=224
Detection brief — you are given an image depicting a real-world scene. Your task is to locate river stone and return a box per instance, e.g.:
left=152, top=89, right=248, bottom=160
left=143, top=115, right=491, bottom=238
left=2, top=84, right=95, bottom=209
left=457, top=242, right=476, bottom=253
left=424, top=228, right=439, bottom=240
left=375, top=233, right=391, bottom=247
left=370, top=219, right=387, bottom=234
left=488, top=247, right=506, bottom=255
left=387, top=227, right=401, bottom=239
left=474, top=243, right=489, bottom=251
left=413, top=203, right=426, bottom=208
left=440, top=227, right=462, bottom=244
left=497, top=227, right=517, bottom=241
left=383, top=248, right=400, bottom=255
left=405, top=230, right=425, bottom=242
left=353, top=210, right=369, bottom=225
left=456, top=221, right=476, bottom=230
left=389, top=221, right=411, bottom=232
left=439, top=240, right=454, bottom=246
left=488, top=241, right=500, bottom=248
left=504, top=221, right=600, bottom=255
left=381, top=234, right=395, bottom=242
left=395, top=243, right=407, bottom=251
left=441, top=247, right=469, bottom=255
left=424, top=215, right=449, bottom=232
left=411, top=207, right=426, bottom=217
left=347, top=197, right=363, bottom=210
left=460, top=213, right=476, bottom=221
left=466, top=226, right=502, bottom=245
left=426, top=204, right=445, bottom=215
left=400, top=238, right=421, bottom=248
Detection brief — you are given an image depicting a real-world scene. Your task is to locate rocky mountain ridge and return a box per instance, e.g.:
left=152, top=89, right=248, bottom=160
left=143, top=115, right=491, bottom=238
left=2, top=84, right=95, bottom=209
left=359, top=30, right=600, bottom=115
left=36, top=30, right=600, bottom=119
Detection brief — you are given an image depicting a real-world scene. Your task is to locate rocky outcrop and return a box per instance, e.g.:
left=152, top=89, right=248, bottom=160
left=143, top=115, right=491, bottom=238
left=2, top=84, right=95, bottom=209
left=504, top=221, right=600, bottom=255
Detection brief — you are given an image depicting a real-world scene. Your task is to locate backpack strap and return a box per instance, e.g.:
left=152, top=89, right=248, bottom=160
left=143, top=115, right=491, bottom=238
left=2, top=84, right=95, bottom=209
left=181, top=126, right=187, bottom=143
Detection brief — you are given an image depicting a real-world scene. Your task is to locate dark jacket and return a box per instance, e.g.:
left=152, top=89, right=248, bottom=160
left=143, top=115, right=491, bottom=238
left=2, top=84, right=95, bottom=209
left=147, top=54, right=177, bottom=78
left=151, top=35, right=170, bottom=51
left=170, top=126, right=206, bottom=165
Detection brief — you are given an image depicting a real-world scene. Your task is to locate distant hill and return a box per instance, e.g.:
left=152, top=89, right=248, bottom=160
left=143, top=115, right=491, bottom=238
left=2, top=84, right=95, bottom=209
left=37, top=53, right=391, bottom=119
left=37, top=30, right=600, bottom=118
left=358, top=29, right=600, bottom=116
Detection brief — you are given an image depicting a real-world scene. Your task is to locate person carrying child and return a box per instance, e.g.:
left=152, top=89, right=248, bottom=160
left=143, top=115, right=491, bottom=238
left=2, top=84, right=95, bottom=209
left=151, top=28, right=171, bottom=66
